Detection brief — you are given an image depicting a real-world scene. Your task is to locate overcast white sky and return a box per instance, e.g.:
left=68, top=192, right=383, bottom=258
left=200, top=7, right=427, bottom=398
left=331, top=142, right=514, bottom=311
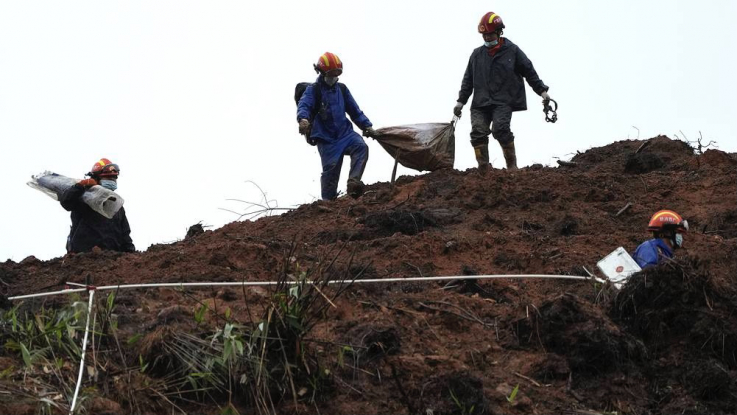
left=1, top=0, right=736, bottom=262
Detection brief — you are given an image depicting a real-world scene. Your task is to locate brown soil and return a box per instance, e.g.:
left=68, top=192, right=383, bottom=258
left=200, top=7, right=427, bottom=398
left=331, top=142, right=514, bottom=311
left=1, top=136, right=736, bottom=415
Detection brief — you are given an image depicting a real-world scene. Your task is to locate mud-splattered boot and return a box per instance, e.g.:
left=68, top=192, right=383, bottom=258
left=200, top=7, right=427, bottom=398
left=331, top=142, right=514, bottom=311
left=474, top=144, right=490, bottom=173
left=501, top=142, right=518, bottom=170
left=347, top=178, right=365, bottom=199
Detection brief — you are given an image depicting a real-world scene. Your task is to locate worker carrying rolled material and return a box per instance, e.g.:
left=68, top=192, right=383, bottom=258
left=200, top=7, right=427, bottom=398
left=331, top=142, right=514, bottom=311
left=28, top=158, right=135, bottom=254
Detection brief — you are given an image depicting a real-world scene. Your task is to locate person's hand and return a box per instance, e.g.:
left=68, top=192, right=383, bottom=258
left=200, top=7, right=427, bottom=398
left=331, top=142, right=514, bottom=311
left=453, top=102, right=463, bottom=117
left=78, top=178, right=98, bottom=188
left=298, top=119, right=310, bottom=135
left=363, top=127, right=378, bottom=138
left=541, top=91, right=551, bottom=101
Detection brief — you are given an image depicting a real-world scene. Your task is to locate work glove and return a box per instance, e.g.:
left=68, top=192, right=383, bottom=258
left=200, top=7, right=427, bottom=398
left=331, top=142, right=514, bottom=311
left=362, top=127, right=378, bottom=138
left=453, top=102, right=463, bottom=117
left=298, top=119, right=310, bottom=135
left=78, top=178, right=98, bottom=188
left=541, top=91, right=551, bottom=101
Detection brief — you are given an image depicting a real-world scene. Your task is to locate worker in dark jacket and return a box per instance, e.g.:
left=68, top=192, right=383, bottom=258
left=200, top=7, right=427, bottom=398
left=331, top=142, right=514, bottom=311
left=60, top=158, right=135, bottom=253
left=632, top=210, right=688, bottom=269
left=454, top=12, right=551, bottom=170
left=297, top=52, right=377, bottom=200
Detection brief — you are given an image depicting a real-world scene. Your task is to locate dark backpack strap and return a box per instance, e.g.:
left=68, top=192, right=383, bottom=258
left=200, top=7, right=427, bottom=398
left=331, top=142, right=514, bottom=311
left=312, top=82, right=322, bottom=109
left=294, top=82, right=311, bottom=105
left=311, top=82, right=346, bottom=122
left=313, top=82, right=346, bottom=108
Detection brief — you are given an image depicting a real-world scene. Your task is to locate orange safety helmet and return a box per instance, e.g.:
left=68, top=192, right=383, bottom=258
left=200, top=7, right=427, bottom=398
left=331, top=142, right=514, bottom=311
left=478, top=12, right=505, bottom=34
left=647, top=210, right=688, bottom=233
left=89, top=158, right=120, bottom=178
left=313, top=52, right=343, bottom=76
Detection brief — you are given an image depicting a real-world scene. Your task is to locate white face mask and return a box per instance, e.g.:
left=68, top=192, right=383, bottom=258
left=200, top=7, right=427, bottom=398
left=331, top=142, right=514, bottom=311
left=100, top=179, right=117, bottom=191
left=324, top=76, right=338, bottom=86
left=674, top=233, right=684, bottom=248
left=484, top=39, right=499, bottom=47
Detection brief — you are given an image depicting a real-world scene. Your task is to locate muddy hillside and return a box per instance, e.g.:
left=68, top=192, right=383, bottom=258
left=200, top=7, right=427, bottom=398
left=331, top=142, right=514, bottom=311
left=1, top=136, right=736, bottom=415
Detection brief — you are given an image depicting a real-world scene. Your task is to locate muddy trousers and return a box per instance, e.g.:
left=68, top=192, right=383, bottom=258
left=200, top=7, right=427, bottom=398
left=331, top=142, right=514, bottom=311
left=470, top=105, right=517, bottom=169
left=317, top=133, right=369, bottom=200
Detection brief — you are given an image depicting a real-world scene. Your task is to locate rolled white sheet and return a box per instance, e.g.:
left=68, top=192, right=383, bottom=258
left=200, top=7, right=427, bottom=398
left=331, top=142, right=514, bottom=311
left=27, top=171, right=124, bottom=219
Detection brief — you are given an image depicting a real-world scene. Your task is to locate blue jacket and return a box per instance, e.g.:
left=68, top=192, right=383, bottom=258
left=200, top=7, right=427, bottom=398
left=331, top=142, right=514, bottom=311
left=632, top=238, right=673, bottom=269
left=297, top=76, right=372, bottom=143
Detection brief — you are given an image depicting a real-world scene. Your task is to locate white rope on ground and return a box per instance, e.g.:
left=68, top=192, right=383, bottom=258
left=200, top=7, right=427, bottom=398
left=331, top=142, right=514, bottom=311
left=69, top=288, right=95, bottom=415
left=9, top=287, right=88, bottom=301
left=8, top=274, right=605, bottom=301
left=10, top=274, right=605, bottom=413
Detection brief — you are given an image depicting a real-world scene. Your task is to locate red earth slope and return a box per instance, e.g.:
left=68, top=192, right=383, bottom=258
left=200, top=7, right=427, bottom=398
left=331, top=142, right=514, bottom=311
left=1, top=136, right=736, bottom=415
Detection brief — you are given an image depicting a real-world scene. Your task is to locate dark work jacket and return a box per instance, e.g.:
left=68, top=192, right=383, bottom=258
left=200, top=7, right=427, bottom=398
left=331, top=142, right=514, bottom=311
left=457, top=38, right=548, bottom=111
left=60, top=184, right=135, bottom=253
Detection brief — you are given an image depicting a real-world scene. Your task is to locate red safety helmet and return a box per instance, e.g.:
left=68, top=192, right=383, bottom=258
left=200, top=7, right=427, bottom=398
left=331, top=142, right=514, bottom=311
left=647, top=210, right=688, bottom=233
left=478, top=12, right=505, bottom=34
left=313, top=52, right=343, bottom=76
left=89, top=158, right=120, bottom=178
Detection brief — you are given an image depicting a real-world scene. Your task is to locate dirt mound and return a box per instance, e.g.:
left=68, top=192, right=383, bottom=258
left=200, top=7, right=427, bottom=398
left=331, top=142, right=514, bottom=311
left=361, top=209, right=438, bottom=237
left=624, top=152, right=666, bottom=174
left=342, top=324, right=401, bottom=363
left=612, top=259, right=737, bottom=369
left=416, top=371, right=487, bottom=415
left=571, top=135, right=697, bottom=174
left=610, top=260, right=737, bottom=413
left=516, top=293, right=647, bottom=374
left=702, top=148, right=737, bottom=168
left=1, top=136, right=736, bottom=415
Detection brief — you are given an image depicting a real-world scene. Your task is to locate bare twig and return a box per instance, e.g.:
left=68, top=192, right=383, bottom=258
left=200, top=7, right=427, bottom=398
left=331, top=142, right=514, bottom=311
left=389, top=193, right=411, bottom=210
left=556, top=160, right=577, bottom=167
left=310, top=283, right=337, bottom=309
left=389, top=361, right=415, bottom=415
left=150, top=388, right=187, bottom=414
left=635, top=139, right=651, bottom=154
left=221, top=180, right=296, bottom=221
left=639, top=176, right=648, bottom=191
left=402, top=262, right=424, bottom=278
left=335, top=375, right=364, bottom=395
left=418, top=301, right=491, bottom=327
left=219, top=207, right=293, bottom=222
left=273, top=317, right=299, bottom=409
left=631, top=126, right=640, bottom=140
left=615, top=202, right=632, bottom=217
left=514, top=371, right=550, bottom=387
left=688, top=131, right=718, bottom=155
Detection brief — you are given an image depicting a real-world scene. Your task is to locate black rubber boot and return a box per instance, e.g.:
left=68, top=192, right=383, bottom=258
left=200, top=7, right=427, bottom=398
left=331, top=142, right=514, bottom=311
left=502, top=142, right=518, bottom=170
left=347, top=178, right=365, bottom=199
left=473, top=144, right=490, bottom=170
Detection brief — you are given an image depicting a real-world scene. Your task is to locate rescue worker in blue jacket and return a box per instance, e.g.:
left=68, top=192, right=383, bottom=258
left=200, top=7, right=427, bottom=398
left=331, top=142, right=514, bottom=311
left=297, top=52, right=377, bottom=200
left=453, top=12, right=551, bottom=170
left=633, top=210, right=688, bottom=269
left=60, top=158, right=135, bottom=254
